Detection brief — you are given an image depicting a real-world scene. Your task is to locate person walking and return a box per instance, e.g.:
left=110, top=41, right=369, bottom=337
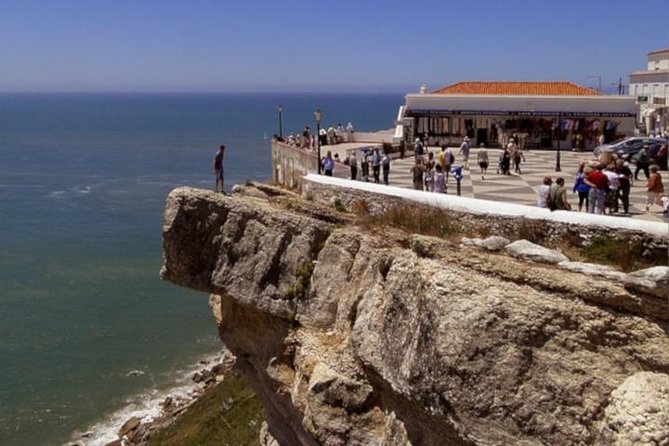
left=361, top=149, right=370, bottom=182
left=507, top=137, right=518, bottom=158
left=646, top=165, right=665, bottom=212
left=513, top=146, right=525, bottom=174
left=381, top=151, right=391, bottom=185
left=634, top=145, right=650, bottom=180
left=443, top=146, right=454, bottom=182
left=435, top=164, right=446, bottom=193
left=572, top=163, right=590, bottom=212
left=302, top=126, right=312, bottom=149
left=346, top=122, right=355, bottom=142
left=603, top=164, right=620, bottom=214
left=372, top=148, right=382, bottom=183
left=424, top=160, right=435, bottom=191
left=437, top=145, right=446, bottom=170
left=347, top=151, right=358, bottom=180
left=411, top=160, right=424, bottom=190
left=548, top=177, right=571, bottom=211
left=477, top=146, right=489, bottom=180
left=322, top=151, right=335, bottom=176
left=616, top=160, right=632, bottom=214
left=413, top=138, right=424, bottom=161
left=459, top=137, right=471, bottom=170
left=537, top=176, right=552, bottom=208
left=500, top=147, right=512, bottom=175
left=584, top=165, right=609, bottom=214
left=213, top=145, right=225, bottom=193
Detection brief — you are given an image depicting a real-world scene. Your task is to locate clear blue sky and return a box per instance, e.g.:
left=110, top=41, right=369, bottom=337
left=1, top=0, right=667, bottom=93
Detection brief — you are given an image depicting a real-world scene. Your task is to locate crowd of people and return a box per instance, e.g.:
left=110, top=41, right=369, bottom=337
left=273, top=127, right=668, bottom=215
left=279, top=122, right=355, bottom=149
left=335, top=148, right=392, bottom=185
left=537, top=157, right=666, bottom=215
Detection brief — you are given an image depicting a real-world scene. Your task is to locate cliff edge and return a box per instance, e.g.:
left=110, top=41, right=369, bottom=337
left=161, top=184, right=669, bottom=446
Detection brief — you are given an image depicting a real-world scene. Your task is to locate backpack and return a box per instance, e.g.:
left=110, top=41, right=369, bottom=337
left=546, top=188, right=558, bottom=211
left=448, top=152, right=455, bottom=165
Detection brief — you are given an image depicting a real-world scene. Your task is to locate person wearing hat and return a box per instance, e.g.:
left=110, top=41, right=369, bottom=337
left=459, top=136, right=471, bottom=170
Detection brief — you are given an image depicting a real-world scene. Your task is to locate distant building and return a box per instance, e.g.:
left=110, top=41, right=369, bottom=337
left=397, top=81, right=636, bottom=151
left=629, top=48, right=669, bottom=135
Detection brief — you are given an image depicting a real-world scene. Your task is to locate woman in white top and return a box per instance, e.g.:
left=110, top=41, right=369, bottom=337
left=537, top=176, right=552, bottom=207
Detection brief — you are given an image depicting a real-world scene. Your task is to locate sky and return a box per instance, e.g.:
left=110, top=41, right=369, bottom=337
left=0, top=0, right=667, bottom=93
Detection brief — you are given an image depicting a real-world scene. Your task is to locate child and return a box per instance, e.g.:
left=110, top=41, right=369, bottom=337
left=435, top=164, right=446, bottom=193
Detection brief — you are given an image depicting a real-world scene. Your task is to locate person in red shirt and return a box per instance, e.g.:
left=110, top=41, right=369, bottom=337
left=584, top=165, right=609, bottom=214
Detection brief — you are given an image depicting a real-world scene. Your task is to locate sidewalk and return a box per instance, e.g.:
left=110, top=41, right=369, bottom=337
left=375, top=147, right=667, bottom=223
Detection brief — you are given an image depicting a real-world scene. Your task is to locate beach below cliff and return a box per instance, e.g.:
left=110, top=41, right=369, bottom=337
left=66, top=348, right=264, bottom=446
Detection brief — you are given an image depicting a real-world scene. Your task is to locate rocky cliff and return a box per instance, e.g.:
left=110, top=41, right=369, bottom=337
left=161, top=184, right=669, bottom=446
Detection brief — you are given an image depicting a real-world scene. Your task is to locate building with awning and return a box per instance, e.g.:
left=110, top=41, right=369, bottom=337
left=399, top=81, right=637, bottom=150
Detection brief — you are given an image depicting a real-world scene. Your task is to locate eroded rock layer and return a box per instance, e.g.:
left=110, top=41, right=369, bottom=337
left=161, top=185, right=669, bottom=446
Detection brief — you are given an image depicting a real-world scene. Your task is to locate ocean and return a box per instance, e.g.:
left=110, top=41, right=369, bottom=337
left=0, top=92, right=402, bottom=445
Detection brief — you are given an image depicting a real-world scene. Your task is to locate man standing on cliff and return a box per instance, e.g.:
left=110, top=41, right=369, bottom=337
left=213, top=145, right=225, bottom=193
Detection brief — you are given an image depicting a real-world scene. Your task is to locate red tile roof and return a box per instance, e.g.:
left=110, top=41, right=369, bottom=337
left=433, top=81, right=602, bottom=96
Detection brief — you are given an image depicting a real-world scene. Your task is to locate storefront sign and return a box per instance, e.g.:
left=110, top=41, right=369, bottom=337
left=637, top=95, right=649, bottom=103
left=407, top=109, right=636, bottom=118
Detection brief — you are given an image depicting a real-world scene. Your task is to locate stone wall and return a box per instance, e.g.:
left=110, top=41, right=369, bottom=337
left=303, top=177, right=669, bottom=257
left=271, top=141, right=347, bottom=190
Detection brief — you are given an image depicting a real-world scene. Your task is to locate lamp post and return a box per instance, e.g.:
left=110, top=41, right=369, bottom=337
left=277, top=105, right=283, bottom=138
left=555, top=112, right=562, bottom=172
left=314, top=108, right=322, bottom=174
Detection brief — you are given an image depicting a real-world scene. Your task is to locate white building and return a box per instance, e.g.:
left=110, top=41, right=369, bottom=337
left=629, top=48, right=669, bottom=135
left=398, top=81, right=637, bottom=150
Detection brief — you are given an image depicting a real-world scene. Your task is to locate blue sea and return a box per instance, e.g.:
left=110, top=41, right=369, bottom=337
left=0, top=92, right=402, bottom=445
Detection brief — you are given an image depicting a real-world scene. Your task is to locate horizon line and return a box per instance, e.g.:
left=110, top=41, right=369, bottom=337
left=0, top=88, right=415, bottom=95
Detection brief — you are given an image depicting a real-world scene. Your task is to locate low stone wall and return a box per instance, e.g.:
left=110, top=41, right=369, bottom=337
left=271, top=141, right=347, bottom=190
left=303, top=175, right=669, bottom=257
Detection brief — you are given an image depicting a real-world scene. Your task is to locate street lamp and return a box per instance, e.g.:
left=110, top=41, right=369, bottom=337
left=555, top=112, right=562, bottom=172
left=314, top=108, right=322, bottom=174
left=277, top=105, right=283, bottom=138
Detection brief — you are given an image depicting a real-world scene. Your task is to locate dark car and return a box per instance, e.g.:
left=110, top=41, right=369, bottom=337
left=594, top=137, right=668, bottom=168
left=593, top=137, right=655, bottom=156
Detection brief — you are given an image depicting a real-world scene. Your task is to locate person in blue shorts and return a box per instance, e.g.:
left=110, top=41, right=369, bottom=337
left=213, top=145, right=225, bottom=192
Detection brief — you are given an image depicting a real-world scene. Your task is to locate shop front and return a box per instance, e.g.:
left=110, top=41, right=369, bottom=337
left=402, top=82, right=637, bottom=150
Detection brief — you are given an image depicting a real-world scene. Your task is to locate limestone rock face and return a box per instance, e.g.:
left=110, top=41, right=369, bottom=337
left=461, top=235, right=510, bottom=251
left=598, top=372, right=669, bottom=446
left=162, top=185, right=669, bottom=446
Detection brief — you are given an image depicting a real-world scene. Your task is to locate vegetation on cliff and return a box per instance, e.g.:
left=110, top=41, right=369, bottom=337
left=148, top=373, right=263, bottom=446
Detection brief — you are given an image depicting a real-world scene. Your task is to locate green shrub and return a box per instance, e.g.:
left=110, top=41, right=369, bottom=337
left=284, top=261, right=314, bottom=300
left=360, top=205, right=456, bottom=238
left=580, top=236, right=667, bottom=272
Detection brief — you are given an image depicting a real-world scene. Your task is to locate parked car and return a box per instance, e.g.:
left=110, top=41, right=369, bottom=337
left=593, top=137, right=668, bottom=167
left=593, top=137, right=653, bottom=157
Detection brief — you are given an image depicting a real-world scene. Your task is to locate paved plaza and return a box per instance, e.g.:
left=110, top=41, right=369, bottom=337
left=379, top=147, right=667, bottom=223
